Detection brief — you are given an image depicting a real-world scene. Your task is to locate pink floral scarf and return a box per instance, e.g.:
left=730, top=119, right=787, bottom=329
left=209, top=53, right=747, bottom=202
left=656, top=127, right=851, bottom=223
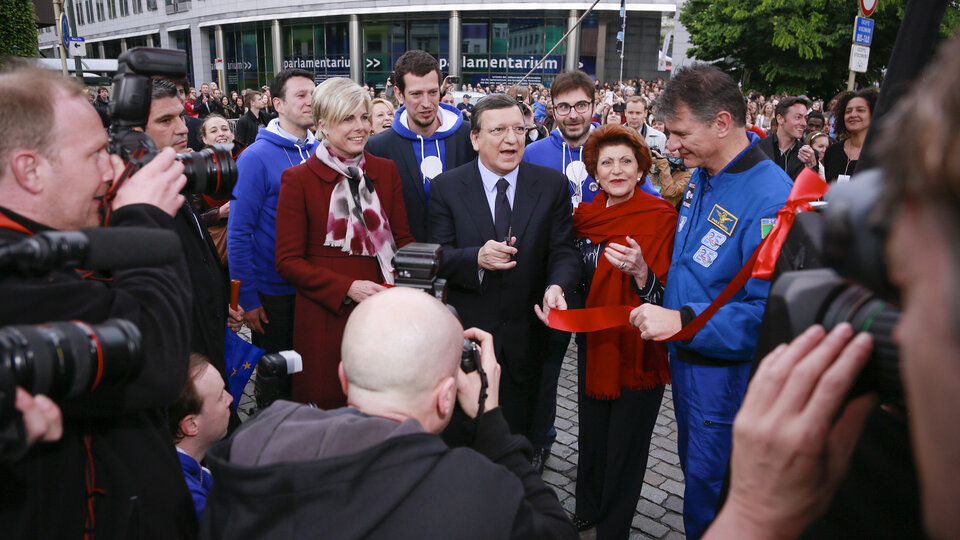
left=318, top=142, right=398, bottom=284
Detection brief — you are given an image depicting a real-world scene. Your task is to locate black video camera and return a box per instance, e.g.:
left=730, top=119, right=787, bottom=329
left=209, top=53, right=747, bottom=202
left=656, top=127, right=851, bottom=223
left=107, top=47, right=236, bottom=200
left=757, top=170, right=903, bottom=407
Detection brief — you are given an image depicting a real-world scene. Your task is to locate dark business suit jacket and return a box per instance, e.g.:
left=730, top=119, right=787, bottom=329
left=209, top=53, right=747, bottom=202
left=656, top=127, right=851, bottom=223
left=428, top=159, right=580, bottom=382
left=366, top=122, right=476, bottom=242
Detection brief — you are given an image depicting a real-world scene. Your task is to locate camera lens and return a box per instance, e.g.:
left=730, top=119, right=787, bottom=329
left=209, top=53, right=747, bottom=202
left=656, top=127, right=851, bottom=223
left=0, top=319, right=143, bottom=401
left=176, top=144, right=237, bottom=199
left=821, top=284, right=903, bottom=404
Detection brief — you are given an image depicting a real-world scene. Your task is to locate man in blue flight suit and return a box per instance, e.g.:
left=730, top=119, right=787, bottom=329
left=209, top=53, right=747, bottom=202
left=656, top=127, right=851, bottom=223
left=629, top=64, right=792, bottom=539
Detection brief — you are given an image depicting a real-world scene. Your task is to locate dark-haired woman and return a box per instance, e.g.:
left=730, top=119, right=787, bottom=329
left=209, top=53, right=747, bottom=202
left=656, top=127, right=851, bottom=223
left=571, top=123, right=678, bottom=539
left=193, top=114, right=245, bottom=264
left=823, top=87, right=878, bottom=183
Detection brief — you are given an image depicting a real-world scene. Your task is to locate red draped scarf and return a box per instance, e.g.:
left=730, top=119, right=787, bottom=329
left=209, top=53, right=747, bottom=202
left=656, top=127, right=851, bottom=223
left=573, top=187, right=677, bottom=399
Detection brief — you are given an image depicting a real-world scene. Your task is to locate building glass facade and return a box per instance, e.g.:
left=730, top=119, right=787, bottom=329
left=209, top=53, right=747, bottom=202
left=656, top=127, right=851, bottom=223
left=221, top=22, right=275, bottom=91
left=280, top=18, right=351, bottom=82
left=460, top=13, right=566, bottom=87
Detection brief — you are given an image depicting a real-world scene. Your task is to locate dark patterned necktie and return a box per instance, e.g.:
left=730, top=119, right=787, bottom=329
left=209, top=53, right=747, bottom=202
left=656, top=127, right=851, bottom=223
left=495, top=178, right=511, bottom=240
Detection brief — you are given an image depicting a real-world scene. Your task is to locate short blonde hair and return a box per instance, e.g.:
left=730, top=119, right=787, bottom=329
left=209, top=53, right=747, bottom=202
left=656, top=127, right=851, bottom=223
left=311, top=78, right=371, bottom=135
left=370, top=97, right=395, bottom=116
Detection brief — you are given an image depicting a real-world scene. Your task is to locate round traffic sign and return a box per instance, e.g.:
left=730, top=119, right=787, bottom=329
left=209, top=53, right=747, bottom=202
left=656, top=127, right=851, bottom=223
left=60, top=12, right=71, bottom=49
left=860, top=0, right=877, bottom=17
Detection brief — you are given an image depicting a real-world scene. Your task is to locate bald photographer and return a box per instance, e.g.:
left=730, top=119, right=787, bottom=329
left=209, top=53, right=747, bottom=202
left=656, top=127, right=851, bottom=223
left=200, top=287, right=577, bottom=540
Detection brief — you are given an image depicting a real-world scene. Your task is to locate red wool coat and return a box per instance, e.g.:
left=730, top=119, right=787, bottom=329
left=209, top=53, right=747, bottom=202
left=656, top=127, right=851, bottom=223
left=276, top=151, right=415, bottom=408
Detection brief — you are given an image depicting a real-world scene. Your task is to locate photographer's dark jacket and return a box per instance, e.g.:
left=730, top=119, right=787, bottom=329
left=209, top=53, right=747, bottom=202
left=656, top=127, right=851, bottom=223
left=200, top=402, right=577, bottom=540
left=175, top=201, right=229, bottom=380
left=0, top=204, right=197, bottom=538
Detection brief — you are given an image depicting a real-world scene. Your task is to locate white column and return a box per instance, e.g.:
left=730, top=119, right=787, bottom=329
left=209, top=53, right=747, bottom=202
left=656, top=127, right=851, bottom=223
left=349, top=14, right=361, bottom=82
left=448, top=11, right=461, bottom=81
left=565, top=10, right=580, bottom=72
left=215, top=24, right=226, bottom=92
left=271, top=19, right=282, bottom=76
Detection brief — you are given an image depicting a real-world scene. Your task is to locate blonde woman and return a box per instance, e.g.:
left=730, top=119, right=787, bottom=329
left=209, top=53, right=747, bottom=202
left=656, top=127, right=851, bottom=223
left=275, top=77, right=415, bottom=408
left=370, top=97, right=395, bottom=135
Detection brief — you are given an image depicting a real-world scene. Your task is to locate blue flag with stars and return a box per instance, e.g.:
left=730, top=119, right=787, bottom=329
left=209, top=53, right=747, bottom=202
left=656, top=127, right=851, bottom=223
left=224, top=330, right=264, bottom=404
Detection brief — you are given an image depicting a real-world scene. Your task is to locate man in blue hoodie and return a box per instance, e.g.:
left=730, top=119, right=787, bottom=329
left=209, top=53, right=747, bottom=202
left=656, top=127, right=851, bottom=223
left=521, top=70, right=661, bottom=473
left=366, top=50, right=476, bottom=242
left=228, top=69, right=319, bottom=355
left=628, top=64, right=792, bottom=539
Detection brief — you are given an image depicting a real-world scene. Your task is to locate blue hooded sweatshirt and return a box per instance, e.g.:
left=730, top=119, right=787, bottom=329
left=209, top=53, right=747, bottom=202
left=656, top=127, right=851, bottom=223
left=228, top=119, right=319, bottom=310
left=523, top=125, right=660, bottom=209
left=390, top=102, right=466, bottom=199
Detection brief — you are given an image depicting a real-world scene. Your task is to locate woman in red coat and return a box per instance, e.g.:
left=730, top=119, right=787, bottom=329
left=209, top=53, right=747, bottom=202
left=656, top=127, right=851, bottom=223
left=276, top=77, right=414, bottom=409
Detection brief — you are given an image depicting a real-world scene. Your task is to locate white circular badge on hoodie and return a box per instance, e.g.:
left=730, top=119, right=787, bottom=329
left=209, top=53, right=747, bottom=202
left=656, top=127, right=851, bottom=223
left=565, top=161, right=588, bottom=184
left=420, top=155, right=444, bottom=180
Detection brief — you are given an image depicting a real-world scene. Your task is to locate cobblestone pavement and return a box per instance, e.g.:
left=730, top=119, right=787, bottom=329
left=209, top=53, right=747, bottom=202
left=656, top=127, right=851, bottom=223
left=545, top=339, right=686, bottom=540
left=235, top=329, right=686, bottom=539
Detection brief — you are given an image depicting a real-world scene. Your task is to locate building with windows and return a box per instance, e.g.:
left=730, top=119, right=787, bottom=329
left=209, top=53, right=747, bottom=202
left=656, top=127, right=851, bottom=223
left=37, top=0, right=677, bottom=93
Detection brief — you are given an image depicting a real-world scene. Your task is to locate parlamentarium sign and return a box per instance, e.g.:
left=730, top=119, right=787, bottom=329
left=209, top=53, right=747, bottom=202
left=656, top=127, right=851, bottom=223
left=281, top=54, right=563, bottom=73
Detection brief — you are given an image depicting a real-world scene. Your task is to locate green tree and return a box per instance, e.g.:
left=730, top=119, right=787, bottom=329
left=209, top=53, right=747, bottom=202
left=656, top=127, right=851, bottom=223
left=680, top=0, right=960, bottom=99
left=0, top=0, right=39, bottom=57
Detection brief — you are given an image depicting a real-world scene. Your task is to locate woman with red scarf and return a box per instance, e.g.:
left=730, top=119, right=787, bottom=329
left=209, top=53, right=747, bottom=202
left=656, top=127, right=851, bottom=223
left=276, top=78, right=414, bottom=408
left=571, top=124, right=678, bottom=539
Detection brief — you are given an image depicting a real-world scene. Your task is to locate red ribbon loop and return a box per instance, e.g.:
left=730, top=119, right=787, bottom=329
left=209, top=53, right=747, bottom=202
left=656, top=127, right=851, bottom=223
left=546, top=168, right=829, bottom=340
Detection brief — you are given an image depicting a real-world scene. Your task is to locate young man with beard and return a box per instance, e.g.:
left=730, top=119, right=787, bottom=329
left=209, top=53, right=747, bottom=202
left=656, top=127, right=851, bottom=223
left=366, top=50, right=476, bottom=242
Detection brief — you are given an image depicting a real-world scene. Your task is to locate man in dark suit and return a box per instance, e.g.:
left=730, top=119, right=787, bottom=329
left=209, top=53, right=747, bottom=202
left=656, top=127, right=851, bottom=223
left=366, top=50, right=476, bottom=241
left=428, top=94, right=580, bottom=440
left=195, top=82, right=224, bottom=119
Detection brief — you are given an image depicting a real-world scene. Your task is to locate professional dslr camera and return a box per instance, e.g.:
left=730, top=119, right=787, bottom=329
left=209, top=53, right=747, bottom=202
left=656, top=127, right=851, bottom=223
left=252, top=244, right=481, bottom=412
left=107, top=47, right=236, bottom=200
left=392, top=243, right=481, bottom=374
left=757, top=170, right=903, bottom=407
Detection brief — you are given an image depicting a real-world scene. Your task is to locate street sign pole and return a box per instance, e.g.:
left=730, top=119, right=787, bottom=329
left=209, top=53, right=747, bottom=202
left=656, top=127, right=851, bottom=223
left=848, top=0, right=877, bottom=90
left=53, top=2, right=70, bottom=78
left=618, top=0, right=625, bottom=84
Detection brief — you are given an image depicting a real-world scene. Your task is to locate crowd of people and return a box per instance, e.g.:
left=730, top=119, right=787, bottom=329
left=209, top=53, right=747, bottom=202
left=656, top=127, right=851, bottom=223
left=2, top=34, right=959, bottom=540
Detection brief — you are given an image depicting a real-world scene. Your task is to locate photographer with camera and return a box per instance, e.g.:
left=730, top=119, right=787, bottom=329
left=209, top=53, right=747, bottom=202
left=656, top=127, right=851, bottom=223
left=145, top=78, right=243, bottom=383
left=200, top=287, right=576, bottom=539
left=703, top=37, right=960, bottom=540
left=0, top=65, right=198, bottom=537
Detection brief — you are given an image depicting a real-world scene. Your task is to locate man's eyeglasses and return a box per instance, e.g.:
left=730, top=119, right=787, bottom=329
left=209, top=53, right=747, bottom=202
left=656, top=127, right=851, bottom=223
left=555, top=100, right=592, bottom=115
left=484, top=126, right=527, bottom=138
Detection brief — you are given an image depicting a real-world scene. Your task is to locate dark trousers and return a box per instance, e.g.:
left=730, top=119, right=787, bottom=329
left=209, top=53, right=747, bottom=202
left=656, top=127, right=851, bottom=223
left=575, top=334, right=665, bottom=540
left=529, top=328, right=571, bottom=449
left=253, top=292, right=295, bottom=352
left=254, top=292, right=295, bottom=399
left=498, top=359, right=542, bottom=440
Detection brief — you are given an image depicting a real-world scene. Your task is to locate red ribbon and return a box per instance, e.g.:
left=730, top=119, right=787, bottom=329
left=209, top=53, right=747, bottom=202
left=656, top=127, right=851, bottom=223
left=546, top=168, right=828, bottom=340
left=751, top=168, right=828, bottom=280
left=546, top=305, right=634, bottom=332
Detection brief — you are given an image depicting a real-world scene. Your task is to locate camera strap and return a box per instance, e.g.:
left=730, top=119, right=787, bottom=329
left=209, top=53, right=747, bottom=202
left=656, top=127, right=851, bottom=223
left=100, top=148, right=146, bottom=226
left=0, top=213, right=31, bottom=235
left=547, top=168, right=829, bottom=341
left=476, top=364, right=488, bottom=418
